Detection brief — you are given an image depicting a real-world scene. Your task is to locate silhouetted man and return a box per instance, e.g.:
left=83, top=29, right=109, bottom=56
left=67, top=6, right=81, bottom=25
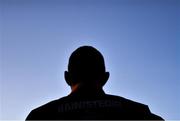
left=26, top=46, right=163, bottom=120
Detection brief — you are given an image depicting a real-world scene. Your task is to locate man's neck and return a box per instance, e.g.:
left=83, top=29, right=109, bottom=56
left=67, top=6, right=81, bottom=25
left=70, top=83, right=105, bottom=96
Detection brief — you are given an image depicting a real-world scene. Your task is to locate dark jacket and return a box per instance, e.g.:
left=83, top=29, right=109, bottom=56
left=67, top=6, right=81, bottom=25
left=26, top=90, right=163, bottom=120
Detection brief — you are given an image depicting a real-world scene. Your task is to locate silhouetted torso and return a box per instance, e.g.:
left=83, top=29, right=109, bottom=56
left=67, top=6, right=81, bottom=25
left=26, top=88, right=163, bottom=120
left=26, top=46, right=163, bottom=120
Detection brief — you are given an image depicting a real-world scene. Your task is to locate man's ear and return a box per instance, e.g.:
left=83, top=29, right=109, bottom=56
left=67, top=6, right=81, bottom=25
left=64, top=71, right=72, bottom=86
left=100, top=72, right=110, bottom=86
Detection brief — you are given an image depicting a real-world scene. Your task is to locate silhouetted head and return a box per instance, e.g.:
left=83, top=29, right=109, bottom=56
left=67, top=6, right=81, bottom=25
left=65, top=46, right=109, bottom=90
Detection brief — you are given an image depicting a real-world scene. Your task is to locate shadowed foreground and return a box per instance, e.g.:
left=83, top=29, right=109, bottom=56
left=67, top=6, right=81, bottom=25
left=26, top=46, right=164, bottom=120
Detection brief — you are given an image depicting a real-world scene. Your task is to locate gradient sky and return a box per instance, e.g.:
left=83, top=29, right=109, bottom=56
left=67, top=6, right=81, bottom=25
left=1, top=0, right=180, bottom=120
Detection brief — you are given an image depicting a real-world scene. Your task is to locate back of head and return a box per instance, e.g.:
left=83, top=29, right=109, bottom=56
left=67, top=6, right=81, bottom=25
left=68, top=46, right=106, bottom=84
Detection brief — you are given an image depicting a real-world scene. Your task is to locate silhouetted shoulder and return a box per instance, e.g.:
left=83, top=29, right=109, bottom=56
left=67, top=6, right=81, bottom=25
left=105, top=94, right=149, bottom=108
left=103, top=94, right=164, bottom=120
left=26, top=97, right=68, bottom=120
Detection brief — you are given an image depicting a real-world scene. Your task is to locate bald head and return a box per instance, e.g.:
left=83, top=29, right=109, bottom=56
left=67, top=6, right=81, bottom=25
left=65, top=46, right=109, bottom=87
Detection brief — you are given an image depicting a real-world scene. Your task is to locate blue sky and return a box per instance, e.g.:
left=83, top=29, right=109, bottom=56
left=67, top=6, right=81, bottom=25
left=1, top=0, right=180, bottom=120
